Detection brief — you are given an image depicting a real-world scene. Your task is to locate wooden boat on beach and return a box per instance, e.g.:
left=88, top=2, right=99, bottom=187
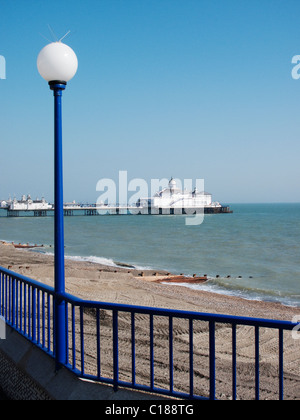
left=13, top=243, right=43, bottom=249
left=155, top=275, right=208, bottom=284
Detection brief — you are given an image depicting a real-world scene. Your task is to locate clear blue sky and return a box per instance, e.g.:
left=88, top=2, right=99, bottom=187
left=1, top=0, right=300, bottom=203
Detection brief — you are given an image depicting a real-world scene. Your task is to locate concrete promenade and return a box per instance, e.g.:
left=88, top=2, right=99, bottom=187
left=0, top=325, right=165, bottom=401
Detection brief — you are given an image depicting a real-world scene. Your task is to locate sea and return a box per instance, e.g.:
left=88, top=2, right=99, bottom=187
left=0, top=203, right=300, bottom=307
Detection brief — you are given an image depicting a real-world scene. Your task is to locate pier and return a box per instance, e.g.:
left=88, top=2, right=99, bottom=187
left=1, top=205, right=232, bottom=217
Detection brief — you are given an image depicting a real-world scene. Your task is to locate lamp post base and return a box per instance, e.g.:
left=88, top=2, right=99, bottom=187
left=49, top=80, right=67, bottom=88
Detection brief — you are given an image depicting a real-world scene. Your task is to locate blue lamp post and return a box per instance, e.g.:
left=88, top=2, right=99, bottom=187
left=37, top=42, right=78, bottom=368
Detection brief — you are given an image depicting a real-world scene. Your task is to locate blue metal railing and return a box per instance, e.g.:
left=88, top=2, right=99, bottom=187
left=0, top=267, right=298, bottom=400
left=0, top=268, right=55, bottom=357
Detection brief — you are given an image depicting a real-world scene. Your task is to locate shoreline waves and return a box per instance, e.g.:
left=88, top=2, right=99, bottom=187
left=3, top=238, right=300, bottom=309
left=0, top=240, right=299, bottom=320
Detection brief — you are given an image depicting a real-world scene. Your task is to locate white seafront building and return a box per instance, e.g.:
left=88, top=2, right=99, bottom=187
left=1, top=195, right=53, bottom=211
left=137, top=178, right=222, bottom=209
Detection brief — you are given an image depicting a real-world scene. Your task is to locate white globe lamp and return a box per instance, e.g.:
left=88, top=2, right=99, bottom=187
left=37, top=41, right=78, bottom=83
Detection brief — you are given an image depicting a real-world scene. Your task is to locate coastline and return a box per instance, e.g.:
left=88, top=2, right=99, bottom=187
left=0, top=241, right=298, bottom=321
left=1, top=242, right=300, bottom=399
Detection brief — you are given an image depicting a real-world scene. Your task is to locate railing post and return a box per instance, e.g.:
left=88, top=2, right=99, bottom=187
left=131, top=312, right=136, bottom=386
left=232, top=323, right=237, bottom=400
left=11, top=276, right=16, bottom=327
left=255, top=326, right=260, bottom=400
left=96, top=308, right=101, bottom=379
left=4, top=274, right=7, bottom=319
left=0, top=272, right=3, bottom=317
left=113, top=310, right=119, bottom=392
left=279, top=329, right=284, bottom=401
left=189, top=318, right=194, bottom=398
left=80, top=306, right=85, bottom=375
left=150, top=314, right=154, bottom=390
left=169, top=316, right=174, bottom=393
left=209, top=321, right=216, bottom=400
left=32, top=287, right=36, bottom=342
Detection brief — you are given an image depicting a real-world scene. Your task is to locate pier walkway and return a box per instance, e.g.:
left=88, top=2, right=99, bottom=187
left=0, top=205, right=232, bottom=218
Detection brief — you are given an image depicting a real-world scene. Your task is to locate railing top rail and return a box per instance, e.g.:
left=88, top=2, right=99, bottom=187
left=62, top=291, right=296, bottom=331
left=0, top=266, right=55, bottom=296
left=1, top=266, right=297, bottom=331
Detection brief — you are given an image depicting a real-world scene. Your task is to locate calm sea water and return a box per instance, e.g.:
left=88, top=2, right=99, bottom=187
left=1, top=204, right=300, bottom=307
